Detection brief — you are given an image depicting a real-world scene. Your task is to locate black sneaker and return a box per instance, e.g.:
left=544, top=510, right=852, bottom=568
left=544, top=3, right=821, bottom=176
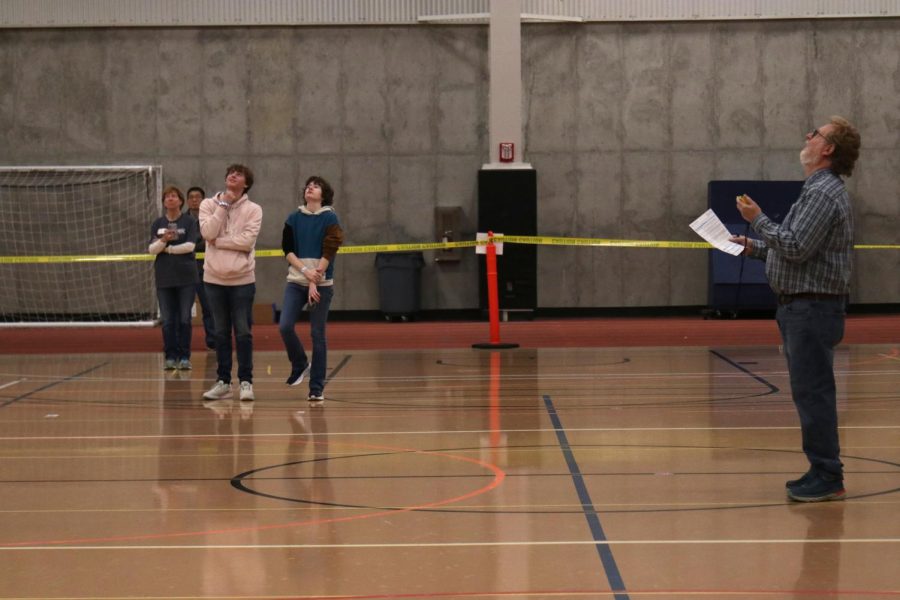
left=286, top=364, right=311, bottom=386
left=786, top=469, right=814, bottom=489
left=308, top=391, right=325, bottom=406
left=787, top=476, right=845, bottom=502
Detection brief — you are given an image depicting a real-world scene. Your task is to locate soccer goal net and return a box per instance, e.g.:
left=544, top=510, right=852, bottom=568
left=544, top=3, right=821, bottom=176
left=0, top=166, right=162, bottom=326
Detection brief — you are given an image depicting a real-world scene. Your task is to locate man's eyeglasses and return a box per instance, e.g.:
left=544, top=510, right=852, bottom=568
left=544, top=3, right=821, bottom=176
left=809, top=128, right=833, bottom=144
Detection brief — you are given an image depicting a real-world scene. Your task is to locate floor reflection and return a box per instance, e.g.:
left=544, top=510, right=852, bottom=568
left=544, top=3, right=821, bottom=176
left=791, top=502, right=846, bottom=598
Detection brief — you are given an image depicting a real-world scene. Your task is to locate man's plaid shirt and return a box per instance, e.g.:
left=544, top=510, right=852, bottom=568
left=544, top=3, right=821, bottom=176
left=748, top=168, right=853, bottom=296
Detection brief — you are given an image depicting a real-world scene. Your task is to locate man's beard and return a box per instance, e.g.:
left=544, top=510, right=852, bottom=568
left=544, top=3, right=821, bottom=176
left=799, top=146, right=813, bottom=166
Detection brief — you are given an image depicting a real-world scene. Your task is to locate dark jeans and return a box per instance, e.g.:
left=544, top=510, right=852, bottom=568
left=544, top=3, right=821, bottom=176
left=157, top=284, right=195, bottom=361
left=195, top=278, right=216, bottom=348
left=206, top=282, right=255, bottom=384
left=776, top=296, right=846, bottom=480
left=278, top=283, right=334, bottom=394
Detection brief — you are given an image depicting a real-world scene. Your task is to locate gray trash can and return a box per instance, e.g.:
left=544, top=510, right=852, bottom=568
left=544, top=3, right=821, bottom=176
left=375, top=252, right=425, bottom=321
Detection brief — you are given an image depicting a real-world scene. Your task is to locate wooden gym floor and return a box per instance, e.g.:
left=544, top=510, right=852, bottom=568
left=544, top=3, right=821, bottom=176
left=0, top=317, right=898, bottom=599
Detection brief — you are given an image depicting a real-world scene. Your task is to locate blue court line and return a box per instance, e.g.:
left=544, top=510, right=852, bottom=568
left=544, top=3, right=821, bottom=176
left=326, top=354, right=351, bottom=383
left=543, top=394, right=630, bottom=600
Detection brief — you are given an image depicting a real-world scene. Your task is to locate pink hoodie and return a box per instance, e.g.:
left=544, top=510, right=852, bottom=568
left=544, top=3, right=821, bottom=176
left=198, top=193, right=263, bottom=286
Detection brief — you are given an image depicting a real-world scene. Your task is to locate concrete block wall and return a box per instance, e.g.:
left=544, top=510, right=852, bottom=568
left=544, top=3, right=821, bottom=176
left=525, top=19, right=900, bottom=307
left=1, top=19, right=897, bottom=313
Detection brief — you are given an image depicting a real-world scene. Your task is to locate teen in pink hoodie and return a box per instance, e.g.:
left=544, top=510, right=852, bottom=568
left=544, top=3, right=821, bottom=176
left=198, top=164, right=263, bottom=404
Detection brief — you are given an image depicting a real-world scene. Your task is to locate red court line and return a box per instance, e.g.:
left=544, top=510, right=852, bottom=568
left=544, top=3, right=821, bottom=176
left=3, top=314, right=900, bottom=353
left=0, top=439, right=506, bottom=548
left=209, top=586, right=900, bottom=598
left=278, top=588, right=900, bottom=599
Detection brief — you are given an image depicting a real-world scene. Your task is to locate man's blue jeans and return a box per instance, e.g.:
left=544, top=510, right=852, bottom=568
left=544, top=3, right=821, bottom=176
left=157, top=284, right=195, bottom=360
left=776, top=296, right=846, bottom=480
left=206, top=282, right=255, bottom=384
left=278, top=283, right=334, bottom=395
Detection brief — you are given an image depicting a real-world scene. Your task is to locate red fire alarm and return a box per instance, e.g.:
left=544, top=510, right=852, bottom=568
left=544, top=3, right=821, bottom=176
left=499, top=142, right=514, bottom=162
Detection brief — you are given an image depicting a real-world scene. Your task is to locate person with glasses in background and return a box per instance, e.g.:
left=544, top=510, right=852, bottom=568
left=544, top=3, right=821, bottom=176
left=731, top=116, right=861, bottom=502
left=185, top=186, right=216, bottom=350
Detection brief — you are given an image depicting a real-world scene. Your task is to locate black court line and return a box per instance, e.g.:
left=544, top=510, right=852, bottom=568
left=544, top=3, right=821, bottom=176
left=0, top=361, right=110, bottom=409
left=543, top=394, right=630, bottom=600
left=709, top=349, right=780, bottom=395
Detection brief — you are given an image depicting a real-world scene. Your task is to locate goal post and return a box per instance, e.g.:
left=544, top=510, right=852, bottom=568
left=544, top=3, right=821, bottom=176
left=0, top=165, right=162, bottom=326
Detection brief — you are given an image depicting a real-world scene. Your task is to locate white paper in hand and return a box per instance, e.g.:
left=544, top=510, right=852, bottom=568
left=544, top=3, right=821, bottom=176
left=689, top=209, right=746, bottom=256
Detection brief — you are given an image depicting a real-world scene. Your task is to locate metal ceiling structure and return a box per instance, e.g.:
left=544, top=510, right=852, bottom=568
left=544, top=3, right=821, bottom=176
left=2, top=0, right=899, bottom=28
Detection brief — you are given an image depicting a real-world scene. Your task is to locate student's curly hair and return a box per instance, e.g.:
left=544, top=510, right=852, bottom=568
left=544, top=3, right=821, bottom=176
left=226, top=164, right=254, bottom=193
left=826, top=116, right=861, bottom=177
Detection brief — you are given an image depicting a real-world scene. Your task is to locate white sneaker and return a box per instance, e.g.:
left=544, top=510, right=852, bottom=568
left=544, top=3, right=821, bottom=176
left=203, top=380, right=231, bottom=400
left=239, top=381, right=255, bottom=402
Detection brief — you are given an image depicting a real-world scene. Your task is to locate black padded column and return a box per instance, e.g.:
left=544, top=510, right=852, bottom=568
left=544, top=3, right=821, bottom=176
left=477, top=168, right=537, bottom=311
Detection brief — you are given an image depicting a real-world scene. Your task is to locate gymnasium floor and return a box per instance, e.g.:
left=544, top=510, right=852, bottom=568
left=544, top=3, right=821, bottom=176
left=0, top=317, right=898, bottom=599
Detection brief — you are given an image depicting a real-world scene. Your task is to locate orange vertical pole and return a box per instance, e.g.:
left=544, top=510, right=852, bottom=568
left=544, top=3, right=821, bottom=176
left=472, top=231, right=518, bottom=349
left=485, top=232, right=501, bottom=344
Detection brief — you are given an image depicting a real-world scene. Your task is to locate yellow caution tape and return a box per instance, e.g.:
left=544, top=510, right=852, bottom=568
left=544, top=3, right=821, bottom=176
left=1, top=236, right=897, bottom=264
left=853, top=244, right=900, bottom=250
left=263, top=240, right=481, bottom=257
left=491, top=235, right=711, bottom=249
left=0, top=253, right=155, bottom=264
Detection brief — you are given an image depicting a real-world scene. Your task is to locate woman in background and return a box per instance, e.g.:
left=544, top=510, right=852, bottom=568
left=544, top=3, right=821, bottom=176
left=149, top=185, right=199, bottom=370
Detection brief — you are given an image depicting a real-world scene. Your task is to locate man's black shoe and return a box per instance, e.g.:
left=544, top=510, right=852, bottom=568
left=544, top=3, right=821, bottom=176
left=786, top=469, right=814, bottom=489
left=787, top=476, right=845, bottom=502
